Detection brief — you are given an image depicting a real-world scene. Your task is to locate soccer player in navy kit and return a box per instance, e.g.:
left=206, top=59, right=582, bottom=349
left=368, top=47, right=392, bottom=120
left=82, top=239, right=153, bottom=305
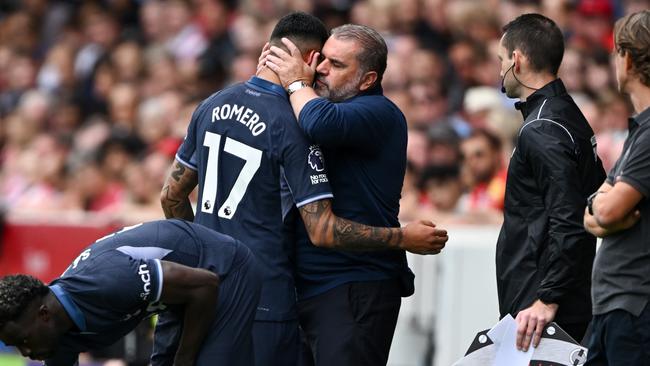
left=0, top=219, right=261, bottom=366
left=161, top=12, right=447, bottom=366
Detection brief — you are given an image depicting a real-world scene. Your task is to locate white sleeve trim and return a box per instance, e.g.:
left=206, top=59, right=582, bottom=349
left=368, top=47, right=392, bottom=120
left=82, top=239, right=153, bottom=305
left=295, top=193, right=334, bottom=208
left=519, top=118, right=575, bottom=144
left=537, top=99, right=548, bottom=120
left=152, top=258, right=164, bottom=303
left=175, top=154, right=198, bottom=171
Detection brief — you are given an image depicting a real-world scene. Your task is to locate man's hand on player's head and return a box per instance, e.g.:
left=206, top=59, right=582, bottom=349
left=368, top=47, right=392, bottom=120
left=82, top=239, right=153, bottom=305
left=265, top=38, right=318, bottom=88
left=400, top=220, right=448, bottom=255
left=257, top=42, right=271, bottom=74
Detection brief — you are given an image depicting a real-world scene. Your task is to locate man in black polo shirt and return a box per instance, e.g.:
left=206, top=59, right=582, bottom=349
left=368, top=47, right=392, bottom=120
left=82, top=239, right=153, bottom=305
left=583, top=10, right=650, bottom=365
left=495, top=13, right=606, bottom=352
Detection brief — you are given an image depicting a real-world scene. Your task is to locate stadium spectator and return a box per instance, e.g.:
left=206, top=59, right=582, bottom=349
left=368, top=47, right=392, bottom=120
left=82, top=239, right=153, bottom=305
left=495, top=13, right=606, bottom=352
left=0, top=219, right=261, bottom=365
left=266, top=24, right=447, bottom=366
left=583, top=10, right=650, bottom=365
left=460, top=128, right=506, bottom=212
left=427, top=122, right=462, bottom=166
left=420, top=164, right=465, bottom=215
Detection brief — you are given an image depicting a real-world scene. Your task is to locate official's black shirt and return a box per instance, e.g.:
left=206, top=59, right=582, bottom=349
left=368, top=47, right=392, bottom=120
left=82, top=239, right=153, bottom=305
left=496, top=79, right=606, bottom=324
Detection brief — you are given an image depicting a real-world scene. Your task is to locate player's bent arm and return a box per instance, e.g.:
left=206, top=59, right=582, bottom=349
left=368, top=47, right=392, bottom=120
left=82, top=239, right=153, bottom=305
left=159, top=261, right=220, bottom=366
left=160, top=160, right=198, bottom=221
left=297, top=199, right=448, bottom=254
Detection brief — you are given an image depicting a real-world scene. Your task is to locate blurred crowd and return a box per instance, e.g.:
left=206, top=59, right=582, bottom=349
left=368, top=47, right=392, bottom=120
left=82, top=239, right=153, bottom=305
left=0, top=0, right=647, bottom=228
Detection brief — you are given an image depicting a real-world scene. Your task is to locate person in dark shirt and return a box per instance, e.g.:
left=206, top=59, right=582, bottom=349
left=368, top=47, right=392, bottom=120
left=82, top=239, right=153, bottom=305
left=583, top=10, right=650, bottom=365
left=0, top=219, right=261, bottom=366
left=265, top=24, right=449, bottom=366
left=494, top=13, right=606, bottom=352
left=161, top=13, right=447, bottom=366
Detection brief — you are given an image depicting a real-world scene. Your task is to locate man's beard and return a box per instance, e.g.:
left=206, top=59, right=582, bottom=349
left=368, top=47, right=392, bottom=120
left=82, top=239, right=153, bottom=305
left=314, top=75, right=363, bottom=102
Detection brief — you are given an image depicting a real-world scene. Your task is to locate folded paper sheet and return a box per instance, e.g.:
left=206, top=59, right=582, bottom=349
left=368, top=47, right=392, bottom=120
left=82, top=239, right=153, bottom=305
left=452, top=315, right=588, bottom=366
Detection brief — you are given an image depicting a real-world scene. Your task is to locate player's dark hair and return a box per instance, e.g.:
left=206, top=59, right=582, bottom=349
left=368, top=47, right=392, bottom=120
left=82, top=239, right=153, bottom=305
left=269, top=12, right=328, bottom=55
left=502, top=13, right=564, bottom=75
left=0, top=275, right=49, bottom=328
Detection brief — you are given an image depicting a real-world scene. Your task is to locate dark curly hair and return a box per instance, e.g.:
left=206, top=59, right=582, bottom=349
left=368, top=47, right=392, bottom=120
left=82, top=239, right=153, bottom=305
left=0, top=275, right=49, bottom=328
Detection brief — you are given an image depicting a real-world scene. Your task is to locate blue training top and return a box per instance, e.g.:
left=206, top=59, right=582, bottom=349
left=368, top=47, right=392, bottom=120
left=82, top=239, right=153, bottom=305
left=290, top=84, right=414, bottom=300
left=45, top=219, right=246, bottom=366
left=176, top=76, right=333, bottom=320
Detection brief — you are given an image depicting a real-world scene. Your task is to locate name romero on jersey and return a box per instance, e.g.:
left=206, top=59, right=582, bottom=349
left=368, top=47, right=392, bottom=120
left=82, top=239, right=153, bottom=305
left=211, top=103, right=267, bottom=136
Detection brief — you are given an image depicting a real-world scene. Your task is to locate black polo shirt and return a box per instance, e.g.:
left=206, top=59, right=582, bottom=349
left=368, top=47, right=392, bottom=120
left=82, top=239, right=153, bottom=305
left=592, top=106, right=650, bottom=317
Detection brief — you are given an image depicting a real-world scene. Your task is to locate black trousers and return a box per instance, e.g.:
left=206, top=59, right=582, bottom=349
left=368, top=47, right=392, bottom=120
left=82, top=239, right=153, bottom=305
left=585, top=303, right=650, bottom=366
left=298, top=279, right=402, bottom=366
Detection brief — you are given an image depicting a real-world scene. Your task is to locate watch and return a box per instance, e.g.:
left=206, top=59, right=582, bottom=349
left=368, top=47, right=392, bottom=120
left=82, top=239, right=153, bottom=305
left=587, top=191, right=601, bottom=215
left=286, top=80, right=308, bottom=95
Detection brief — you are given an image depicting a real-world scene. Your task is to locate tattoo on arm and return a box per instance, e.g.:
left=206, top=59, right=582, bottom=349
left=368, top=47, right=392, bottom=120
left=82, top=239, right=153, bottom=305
left=298, top=200, right=402, bottom=251
left=171, top=162, right=186, bottom=181
left=161, top=161, right=198, bottom=221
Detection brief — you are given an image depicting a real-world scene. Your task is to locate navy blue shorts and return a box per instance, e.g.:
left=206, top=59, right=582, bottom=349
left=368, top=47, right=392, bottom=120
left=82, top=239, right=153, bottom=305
left=150, top=248, right=262, bottom=366
left=252, top=319, right=300, bottom=366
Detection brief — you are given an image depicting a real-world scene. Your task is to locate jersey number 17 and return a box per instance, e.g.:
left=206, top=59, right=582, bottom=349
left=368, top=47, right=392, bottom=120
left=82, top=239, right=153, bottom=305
left=201, top=131, right=262, bottom=219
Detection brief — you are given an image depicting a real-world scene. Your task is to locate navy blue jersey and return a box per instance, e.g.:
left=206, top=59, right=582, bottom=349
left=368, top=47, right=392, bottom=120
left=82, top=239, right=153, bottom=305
left=45, top=219, right=246, bottom=366
left=289, top=85, right=413, bottom=300
left=176, top=77, right=332, bottom=320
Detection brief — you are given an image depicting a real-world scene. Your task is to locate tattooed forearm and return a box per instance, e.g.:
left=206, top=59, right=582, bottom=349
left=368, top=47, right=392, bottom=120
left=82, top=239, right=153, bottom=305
left=161, top=161, right=198, bottom=221
left=298, top=199, right=402, bottom=251
left=331, top=217, right=403, bottom=251
left=161, top=185, right=195, bottom=221
left=171, top=163, right=186, bottom=182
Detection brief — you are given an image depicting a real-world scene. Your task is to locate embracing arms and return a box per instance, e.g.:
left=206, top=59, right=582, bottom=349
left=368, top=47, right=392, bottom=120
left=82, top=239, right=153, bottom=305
left=161, top=160, right=448, bottom=255
left=297, top=199, right=447, bottom=254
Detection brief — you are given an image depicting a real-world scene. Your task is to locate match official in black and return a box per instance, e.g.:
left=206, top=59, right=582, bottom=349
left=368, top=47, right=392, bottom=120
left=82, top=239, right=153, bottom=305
left=495, top=13, right=606, bottom=351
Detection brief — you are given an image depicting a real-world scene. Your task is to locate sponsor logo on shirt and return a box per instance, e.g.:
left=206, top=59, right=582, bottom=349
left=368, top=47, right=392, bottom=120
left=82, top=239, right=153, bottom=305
left=138, top=263, right=152, bottom=300
left=310, top=174, right=328, bottom=185
left=308, top=145, right=325, bottom=172
left=308, top=145, right=328, bottom=185
left=245, top=89, right=261, bottom=97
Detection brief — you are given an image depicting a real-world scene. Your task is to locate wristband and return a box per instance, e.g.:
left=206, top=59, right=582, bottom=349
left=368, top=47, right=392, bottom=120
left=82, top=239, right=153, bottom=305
left=286, top=80, right=308, bottom=95
left=587, top=191, right=602, bottom=216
